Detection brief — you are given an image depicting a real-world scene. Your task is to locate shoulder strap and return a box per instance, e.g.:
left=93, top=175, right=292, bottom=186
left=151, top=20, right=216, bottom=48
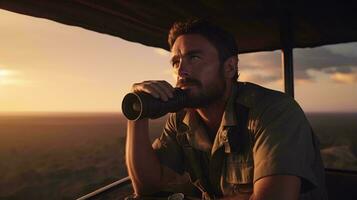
left=228, top=102, right=250, bottom=153
left=176, top=132, right=215, bottom=199
left=175, top=102, right=250, bottom=198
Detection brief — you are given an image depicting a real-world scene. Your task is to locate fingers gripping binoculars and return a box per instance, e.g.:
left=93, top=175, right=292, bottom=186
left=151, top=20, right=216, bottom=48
left=121, top=89, right=189, bottom=120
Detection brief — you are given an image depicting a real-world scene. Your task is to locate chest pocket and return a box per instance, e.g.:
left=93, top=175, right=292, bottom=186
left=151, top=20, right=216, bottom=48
left=225, top=153, right=254, bottom=184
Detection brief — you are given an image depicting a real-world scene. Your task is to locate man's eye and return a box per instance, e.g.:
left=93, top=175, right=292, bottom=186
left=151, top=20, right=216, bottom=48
left=190, top=55, right=200, bottom=61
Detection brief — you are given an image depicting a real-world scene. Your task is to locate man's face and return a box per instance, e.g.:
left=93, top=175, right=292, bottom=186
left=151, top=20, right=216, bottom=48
left=170, top=34, right=226, bottom=107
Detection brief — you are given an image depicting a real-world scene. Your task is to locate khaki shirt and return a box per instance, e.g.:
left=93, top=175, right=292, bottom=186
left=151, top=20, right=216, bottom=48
left=152, top=82, right=327, bottom=199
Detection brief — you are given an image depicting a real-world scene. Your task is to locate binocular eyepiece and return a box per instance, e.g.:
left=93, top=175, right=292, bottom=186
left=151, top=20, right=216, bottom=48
left=121, top=89, right=188, bottom=120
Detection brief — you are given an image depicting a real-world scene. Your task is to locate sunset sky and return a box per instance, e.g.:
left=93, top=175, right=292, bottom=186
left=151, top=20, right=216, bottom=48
left=1, top=9, right=356, bottom=113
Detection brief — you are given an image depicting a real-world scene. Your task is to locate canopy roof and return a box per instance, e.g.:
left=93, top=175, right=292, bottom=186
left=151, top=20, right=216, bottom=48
left=1, top=0, right=357, bottom=53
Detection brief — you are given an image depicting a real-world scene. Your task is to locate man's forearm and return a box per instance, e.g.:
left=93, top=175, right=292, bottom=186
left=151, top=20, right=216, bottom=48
left=125, top=119, right=163, bottom=194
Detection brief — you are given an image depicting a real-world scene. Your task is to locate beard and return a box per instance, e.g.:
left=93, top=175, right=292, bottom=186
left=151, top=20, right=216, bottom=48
left=176, top=71, right=226, bottom=108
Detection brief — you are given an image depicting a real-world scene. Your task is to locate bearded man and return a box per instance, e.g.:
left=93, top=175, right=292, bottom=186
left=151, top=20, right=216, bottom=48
left=125, top=19, right=327, bottom=200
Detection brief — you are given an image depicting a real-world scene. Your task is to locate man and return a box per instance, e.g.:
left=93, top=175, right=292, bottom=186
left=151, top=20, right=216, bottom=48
left=125, top=19, right=327, bottom=200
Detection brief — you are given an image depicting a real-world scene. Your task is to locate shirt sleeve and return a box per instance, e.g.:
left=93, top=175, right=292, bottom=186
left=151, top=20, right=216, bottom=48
left=252, top=94, right=319, bottom=192
left=152, top=113, right=185, bottom=175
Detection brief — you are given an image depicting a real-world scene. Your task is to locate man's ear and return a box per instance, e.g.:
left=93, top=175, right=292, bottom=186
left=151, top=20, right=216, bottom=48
left=223, top=56, right=238, bottom=79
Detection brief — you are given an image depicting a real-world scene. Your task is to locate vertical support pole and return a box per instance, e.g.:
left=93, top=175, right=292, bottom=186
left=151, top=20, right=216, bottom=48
left=282, top=47, right=294, bottom=98
left=280, top=10, right=295, bottom=98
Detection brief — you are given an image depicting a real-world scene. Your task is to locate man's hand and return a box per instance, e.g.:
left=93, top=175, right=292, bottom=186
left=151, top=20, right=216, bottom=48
left=132, top=80, right=175, bottom=101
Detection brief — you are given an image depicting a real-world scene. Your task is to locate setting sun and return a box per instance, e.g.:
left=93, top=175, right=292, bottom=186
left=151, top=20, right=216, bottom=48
left=0, top=68, right=12, bottom=77
left=0, top=68, right=26, bottom=86
left=0, top=68, right=14, bottom=84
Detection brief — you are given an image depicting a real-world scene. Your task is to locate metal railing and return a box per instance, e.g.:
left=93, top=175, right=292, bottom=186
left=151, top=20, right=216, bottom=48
left=77, top=176, right=131, bottom=200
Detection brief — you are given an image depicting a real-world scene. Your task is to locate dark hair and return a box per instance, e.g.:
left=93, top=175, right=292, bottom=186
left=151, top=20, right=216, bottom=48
left=168, top=19, right=239, bottom=80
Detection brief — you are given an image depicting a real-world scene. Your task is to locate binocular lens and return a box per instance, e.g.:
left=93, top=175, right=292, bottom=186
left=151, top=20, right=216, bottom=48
left=122, top=93, right=143, bottom=120
left=121, top=89, right=188, bottom=121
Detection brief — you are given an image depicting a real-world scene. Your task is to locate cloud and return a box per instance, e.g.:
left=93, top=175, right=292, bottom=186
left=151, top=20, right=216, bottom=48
left=330, top=72, right=357, bottom=84
left=325, top=43, right=357, bottom=58
left=239, top=51, right=281, bottom=70
left=239, top=51, right=282, bottom=84
left=323, top=66, right=352, bottom=74
left=294, top=46, right=357, bottom=84
left=239, top=72, right=280, bottom=84
left=294, top=47, right=357, bottom=71
left=238, top=42, right=357, bottom=85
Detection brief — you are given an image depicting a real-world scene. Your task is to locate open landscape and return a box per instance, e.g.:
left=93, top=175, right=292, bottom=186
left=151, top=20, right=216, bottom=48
left=0, top=112, right=356, bottom=199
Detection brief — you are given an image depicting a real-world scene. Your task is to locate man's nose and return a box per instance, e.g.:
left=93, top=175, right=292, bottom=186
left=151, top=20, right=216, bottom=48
left=177, top=60, right=190, bottom=78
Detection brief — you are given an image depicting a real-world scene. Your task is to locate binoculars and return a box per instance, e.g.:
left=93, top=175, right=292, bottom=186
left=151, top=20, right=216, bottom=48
left=121, top=89, right=188, bottom=120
